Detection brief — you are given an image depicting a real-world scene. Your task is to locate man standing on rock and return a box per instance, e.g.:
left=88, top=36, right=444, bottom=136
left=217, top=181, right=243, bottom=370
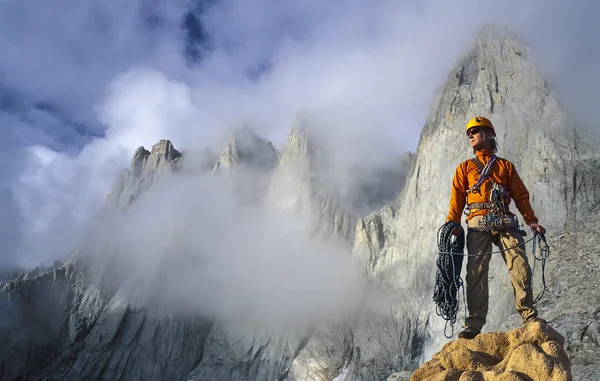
left=446, top=116, right=547, bottom=339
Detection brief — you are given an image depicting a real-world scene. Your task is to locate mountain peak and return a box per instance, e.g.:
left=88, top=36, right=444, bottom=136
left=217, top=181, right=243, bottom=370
left=266, top=121, right=356, bottom=243
left=422, top=22, right=567, bottom=147
left=130, top=146, right=150, bottom=177
left=212, top=126, right=277, bottom=171
left=106, top=139, right=182, bottom=208
left=150, top=139, right=181, bottom=161
left=280, top=122, right=311, bottom=160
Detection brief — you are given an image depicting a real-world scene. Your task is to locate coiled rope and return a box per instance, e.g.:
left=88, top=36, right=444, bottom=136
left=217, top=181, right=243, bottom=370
left=433, top=222, right=465, bottom=338
left=532, top=232, right=550, bottom=304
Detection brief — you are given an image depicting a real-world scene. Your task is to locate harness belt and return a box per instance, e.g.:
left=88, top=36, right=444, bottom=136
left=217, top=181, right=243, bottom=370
left=468, top=202, right=494, bottom=210
left=465, top=202, right=511, bottom=218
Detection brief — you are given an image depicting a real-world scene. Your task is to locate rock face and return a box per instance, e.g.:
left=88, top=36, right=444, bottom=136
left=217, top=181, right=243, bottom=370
left=0, top=267, right=74, bottom=380
left=0, top=264, right=213, bottom=381
left=0, top=136, right=217, bottom=381
left=266, top=124, right=356, bottom=244
left=411, top=322, right=571, bottom=380
left=186, top=324, right=309, bottom=381
left=212, top=126, right=278, bottom=172
left=353, top=205, right=398, bottom=278
left=0, top=141, right=214, bottom=381
left=387, top=371, right=412, bottom=381
left=211, top=126, right=279, bottom=204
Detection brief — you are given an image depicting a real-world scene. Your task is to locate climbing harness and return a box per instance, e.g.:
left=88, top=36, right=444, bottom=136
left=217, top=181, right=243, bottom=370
left=463, top=156, right=523, bottom=235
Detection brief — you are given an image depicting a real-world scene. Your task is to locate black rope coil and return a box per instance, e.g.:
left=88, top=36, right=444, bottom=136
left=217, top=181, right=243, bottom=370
left=432, top=221, right=465, bottom=337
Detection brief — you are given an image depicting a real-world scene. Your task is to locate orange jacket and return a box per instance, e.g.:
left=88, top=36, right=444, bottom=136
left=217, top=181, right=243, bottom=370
left=446, top=149, right=538, bottom=225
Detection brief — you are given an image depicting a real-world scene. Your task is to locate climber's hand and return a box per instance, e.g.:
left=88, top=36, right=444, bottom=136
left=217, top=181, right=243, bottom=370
left=449, top=223, right=463, bottom=237
left=529, top=223, right=546, bottom=236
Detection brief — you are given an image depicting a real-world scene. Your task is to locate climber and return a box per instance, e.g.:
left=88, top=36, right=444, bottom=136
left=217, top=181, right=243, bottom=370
left=446, top=116, right=547, bottom=340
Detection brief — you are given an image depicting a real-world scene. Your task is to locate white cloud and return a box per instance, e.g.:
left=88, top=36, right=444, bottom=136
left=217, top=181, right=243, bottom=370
left=0, top=0, right=188, bottom=119
left=81, top=172, right=365, bottom=325
left=98, top=69, right=199, bottom=152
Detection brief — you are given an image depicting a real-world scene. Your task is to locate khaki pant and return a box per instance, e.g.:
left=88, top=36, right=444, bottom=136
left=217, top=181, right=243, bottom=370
left=465, top=215, right=538, bottom=331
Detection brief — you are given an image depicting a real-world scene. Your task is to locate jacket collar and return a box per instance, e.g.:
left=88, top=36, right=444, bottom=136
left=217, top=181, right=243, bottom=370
left=475, top=149, right=495, bottom=163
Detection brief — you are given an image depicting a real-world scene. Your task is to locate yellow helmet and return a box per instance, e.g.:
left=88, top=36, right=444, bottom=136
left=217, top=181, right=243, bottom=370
left=466, top=116, right=495, bottom=136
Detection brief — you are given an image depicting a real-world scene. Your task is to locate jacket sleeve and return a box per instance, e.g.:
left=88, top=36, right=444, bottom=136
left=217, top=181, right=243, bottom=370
left=446, top=163, right=467, bottom=223
left=508, top=163, right=539, bottom=225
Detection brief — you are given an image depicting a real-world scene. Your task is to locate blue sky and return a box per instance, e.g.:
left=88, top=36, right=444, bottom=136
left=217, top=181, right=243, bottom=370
left=1, top=0, right=599, bottom=269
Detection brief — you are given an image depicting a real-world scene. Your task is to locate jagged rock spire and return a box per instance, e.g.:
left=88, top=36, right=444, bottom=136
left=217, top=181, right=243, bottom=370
left=106, top=139, right=182, bottom=208
left=265, top=124, right=311, bottom=212
left=209, top=126, right=278, bottom=206
left=212, top=125, right=278, bottom=171
left=129, top=146, right=150, bottom=177
left=266, top=121, right=355, bottom=243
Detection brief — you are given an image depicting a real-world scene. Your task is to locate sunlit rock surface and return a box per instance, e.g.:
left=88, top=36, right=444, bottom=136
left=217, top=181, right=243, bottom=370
left=411, top=323, right=571, bottom=381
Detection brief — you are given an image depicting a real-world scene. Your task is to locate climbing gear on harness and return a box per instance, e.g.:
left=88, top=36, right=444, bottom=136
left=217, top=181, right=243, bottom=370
left=477, top=182, right=514, bottom=234
left=466, top=116, right=496, bottom=136
left=467, top=202, right=494, bottom=210
left=463, top=155, right=516, bottom=234
left=478, top=213, right=517, bottom=235
left=433, top=221, right=466, bottom=338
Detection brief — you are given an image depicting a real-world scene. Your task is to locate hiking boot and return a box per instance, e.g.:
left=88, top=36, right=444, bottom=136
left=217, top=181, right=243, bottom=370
left=524, top=317, right=547, bottom=325
left=457, top=326, right=480, bottom=339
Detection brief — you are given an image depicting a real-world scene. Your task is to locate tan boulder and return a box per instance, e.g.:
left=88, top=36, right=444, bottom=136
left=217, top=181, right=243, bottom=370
left=410, top=322, right=572, bottom=381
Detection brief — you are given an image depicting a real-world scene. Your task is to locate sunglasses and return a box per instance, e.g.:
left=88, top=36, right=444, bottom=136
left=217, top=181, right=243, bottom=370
left=467, top=128, right=482, bottom=137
